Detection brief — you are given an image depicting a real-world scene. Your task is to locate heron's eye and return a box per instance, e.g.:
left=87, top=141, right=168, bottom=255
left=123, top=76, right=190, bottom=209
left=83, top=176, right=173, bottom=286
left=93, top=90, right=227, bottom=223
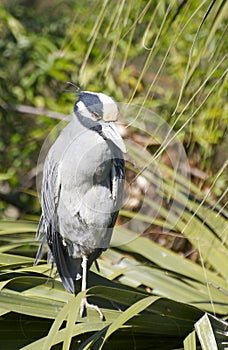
left=93, top=113, right=102, bottom=121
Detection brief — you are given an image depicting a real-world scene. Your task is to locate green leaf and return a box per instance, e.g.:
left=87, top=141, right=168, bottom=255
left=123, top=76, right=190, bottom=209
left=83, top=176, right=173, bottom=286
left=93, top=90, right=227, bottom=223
left=195, top=314, right=228, bottom=350
left=184, top=330, right=196, bottom=350
left=0, top=288, right=63, bottom=318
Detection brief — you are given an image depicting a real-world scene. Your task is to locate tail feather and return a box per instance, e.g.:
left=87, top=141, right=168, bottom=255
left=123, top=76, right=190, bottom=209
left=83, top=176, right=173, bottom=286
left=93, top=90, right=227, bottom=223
left=52, top=230, right=82, bottom=294
left=34, top=215, right=46, bottom=265
left=34, top=237, right=46, bottom=265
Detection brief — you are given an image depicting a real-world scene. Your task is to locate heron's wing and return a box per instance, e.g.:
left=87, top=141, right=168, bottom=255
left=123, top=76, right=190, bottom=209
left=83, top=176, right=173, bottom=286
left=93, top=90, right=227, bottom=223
left=35, top=154, right=82, bottom=293
left=110, top=156, right=125, bottom=208
left=108, top=155, right=125, bottom=233
left=34, top=154, right=60, bottom=264
left=36, top=120, right=77, bottom=246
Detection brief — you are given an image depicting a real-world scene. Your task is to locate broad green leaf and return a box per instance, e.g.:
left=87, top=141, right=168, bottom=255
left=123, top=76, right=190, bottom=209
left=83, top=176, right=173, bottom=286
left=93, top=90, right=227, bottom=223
left=195, top=314, right=228, bottom=350
left=180, top=211, right=228, bottom=279
left=188, top=199, right=228, bottom=247
left=0, top=288, right=63, bottom=318
left=0, top=252, right=34, bottom=268
left=42, top=293, right=83, bottom=350
left=112, top=227, right=228, bottom=292
left=184, top=330, right=196, bottom=350
left=20, top=322, right=109, bottom=350
left=195, top=314, right=218, bottom=350
left=0, top=221, right=37, bottom=234
left=93, top=296, right=160, bottom=349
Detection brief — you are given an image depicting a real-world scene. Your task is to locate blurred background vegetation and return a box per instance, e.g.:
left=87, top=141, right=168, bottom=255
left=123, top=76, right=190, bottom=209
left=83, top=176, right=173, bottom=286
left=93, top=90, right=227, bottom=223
left=0, top=0, right=227, bottom=349
left=0, top=0, right=227, bottom=220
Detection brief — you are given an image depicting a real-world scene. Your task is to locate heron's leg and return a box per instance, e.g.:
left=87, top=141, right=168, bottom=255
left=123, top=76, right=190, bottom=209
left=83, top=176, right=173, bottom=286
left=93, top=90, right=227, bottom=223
left=81, top=255, right=87, bottom=292
left=80, top=255, right=104, bottom=320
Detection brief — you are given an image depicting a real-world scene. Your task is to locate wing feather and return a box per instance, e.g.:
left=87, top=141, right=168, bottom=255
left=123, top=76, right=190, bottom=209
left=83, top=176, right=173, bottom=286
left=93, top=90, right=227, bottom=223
left=35, top=154, right=61, bottom=265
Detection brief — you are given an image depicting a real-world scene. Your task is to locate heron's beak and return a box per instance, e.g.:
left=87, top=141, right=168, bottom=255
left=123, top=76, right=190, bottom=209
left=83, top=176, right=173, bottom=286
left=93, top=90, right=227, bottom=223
left=101, top=121, right=127, bottom=153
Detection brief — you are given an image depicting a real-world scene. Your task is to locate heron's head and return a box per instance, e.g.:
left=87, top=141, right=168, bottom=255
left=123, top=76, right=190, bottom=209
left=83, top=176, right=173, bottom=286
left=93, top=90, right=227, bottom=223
left=74, top=91, right=120, bottom=122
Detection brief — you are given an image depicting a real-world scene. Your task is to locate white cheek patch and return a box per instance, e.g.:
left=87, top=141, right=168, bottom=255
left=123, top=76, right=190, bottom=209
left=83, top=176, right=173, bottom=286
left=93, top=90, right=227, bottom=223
left=76, top=100, right=92, bottom=118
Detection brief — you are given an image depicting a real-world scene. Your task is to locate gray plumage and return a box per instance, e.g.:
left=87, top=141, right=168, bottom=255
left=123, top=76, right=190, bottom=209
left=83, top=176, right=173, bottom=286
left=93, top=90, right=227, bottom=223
left=35, top=91, right=125, bottom=296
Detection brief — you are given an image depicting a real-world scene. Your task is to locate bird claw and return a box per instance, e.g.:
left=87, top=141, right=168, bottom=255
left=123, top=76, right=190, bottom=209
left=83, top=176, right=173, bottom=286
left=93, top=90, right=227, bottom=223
left=80, top=297, right=105, bottom=321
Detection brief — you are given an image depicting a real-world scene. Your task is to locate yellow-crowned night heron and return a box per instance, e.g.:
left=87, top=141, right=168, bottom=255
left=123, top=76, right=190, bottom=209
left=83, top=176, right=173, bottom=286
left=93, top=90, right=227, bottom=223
left=35, top=91, right=125, bottom=319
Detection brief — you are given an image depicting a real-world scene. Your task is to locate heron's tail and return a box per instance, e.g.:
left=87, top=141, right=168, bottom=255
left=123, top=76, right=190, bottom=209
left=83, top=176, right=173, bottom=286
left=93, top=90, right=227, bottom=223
left=51, top=230, right=83, bottom=294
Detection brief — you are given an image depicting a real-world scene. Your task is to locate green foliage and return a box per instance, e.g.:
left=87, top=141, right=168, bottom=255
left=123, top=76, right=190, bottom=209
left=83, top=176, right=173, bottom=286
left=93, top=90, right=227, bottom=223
left=0, top=0, right=228, bottom=348
left=0, top=0, right=227, bottom=183
left=0, top=215, right=227, bottom=349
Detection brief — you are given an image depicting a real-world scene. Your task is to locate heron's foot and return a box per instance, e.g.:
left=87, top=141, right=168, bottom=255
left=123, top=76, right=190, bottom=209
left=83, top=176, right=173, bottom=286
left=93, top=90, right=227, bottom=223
left=80, top=297, right=105, bottom=321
